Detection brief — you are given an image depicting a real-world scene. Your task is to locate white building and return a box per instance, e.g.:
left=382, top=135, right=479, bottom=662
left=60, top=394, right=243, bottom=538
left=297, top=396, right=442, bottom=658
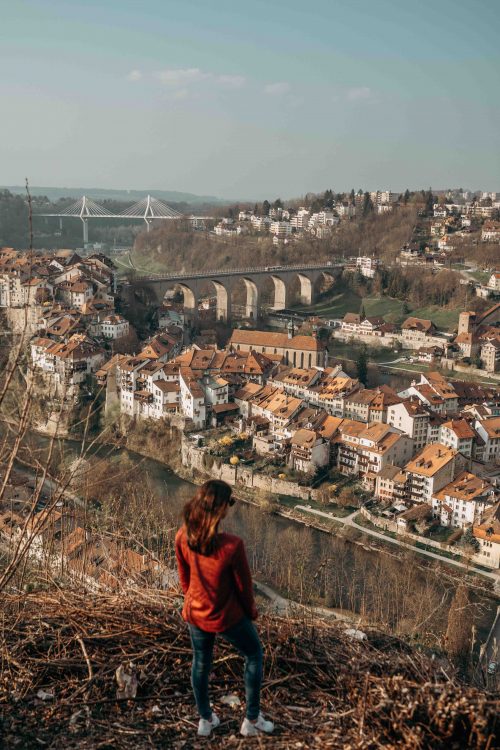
left=290, top=208, right=310, bottom=231
left=474, top=417, right=500, bottom=462
left=387, top=399, right=430, bottom=453
left=438, top=419, right=475, bottom=457
left=269, top=221, right=293, bottom=237
left=92, top=314, right=129, bottom=340
left=290, top=429, right=329, bottom=473
left=432, top=472, right=495, bottom=529
left=179, top=369, right=207, bottom=429
left=405, top=444, right=457, bottom=504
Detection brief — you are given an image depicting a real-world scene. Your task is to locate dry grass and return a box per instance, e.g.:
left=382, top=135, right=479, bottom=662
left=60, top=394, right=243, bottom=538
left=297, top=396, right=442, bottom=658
left=1, top=588, right=498, bottom=749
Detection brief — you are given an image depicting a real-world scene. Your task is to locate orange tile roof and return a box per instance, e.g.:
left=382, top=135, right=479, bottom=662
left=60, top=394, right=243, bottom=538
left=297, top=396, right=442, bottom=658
left=405, top=443, right=455, bottom=477
left=230, top=329, right=323, bottom=351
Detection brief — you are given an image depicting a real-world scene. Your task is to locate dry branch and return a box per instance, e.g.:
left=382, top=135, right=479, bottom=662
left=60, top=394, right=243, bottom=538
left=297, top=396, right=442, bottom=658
left=0, top=588, right=498, bottom=749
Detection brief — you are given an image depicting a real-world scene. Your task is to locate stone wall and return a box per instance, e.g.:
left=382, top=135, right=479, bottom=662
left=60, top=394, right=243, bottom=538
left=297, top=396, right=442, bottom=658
left=181, top=438, right=316, bottom=501
left=440, top=358, right=500, bottom=381
left=5, top=306, right=43, bottom=335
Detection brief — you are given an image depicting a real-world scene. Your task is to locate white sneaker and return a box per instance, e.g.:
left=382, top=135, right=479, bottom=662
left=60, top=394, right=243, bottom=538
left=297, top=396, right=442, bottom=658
left=197, top=712, right=220, bottom=737
left=240, top=713, right=274, bottom=736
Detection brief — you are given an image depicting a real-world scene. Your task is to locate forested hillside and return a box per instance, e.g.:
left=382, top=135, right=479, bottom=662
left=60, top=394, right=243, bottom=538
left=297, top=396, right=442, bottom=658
left=132, top=207, right=418, bottom=274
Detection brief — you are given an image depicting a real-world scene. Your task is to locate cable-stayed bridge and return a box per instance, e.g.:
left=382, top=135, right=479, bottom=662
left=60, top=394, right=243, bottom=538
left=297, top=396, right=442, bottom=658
left=38, top=194, right=209, bottom=242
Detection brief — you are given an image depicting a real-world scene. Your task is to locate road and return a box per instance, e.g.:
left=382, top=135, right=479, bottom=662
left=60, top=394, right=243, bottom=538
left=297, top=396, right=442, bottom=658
left=254, top=580, right=355, bottom=623
left=294, top=505, right=500, bottom=586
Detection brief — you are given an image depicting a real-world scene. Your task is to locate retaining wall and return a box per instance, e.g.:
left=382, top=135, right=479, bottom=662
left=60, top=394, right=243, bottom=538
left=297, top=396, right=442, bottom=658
left=181, top=439, right=316, bottom=501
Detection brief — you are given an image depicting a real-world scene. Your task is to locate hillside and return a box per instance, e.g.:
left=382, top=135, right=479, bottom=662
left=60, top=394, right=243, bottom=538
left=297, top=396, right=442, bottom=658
left=2, top=185, right=226, bottom=205
left=1, top=589, right=498, bottom=749
left=131, top=208, right=417, bottom=275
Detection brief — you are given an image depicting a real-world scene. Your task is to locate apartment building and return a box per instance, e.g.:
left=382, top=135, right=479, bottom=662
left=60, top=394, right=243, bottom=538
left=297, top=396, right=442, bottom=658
left=270, top=221, right=293, bottom=237
left=432, top=472, right=495, bottom=528
left=482, top=221, right=500, bottom=242
left=289, top=429, right=329, bottom=473
left=474, top=417, right=500, bottom=462
left=375, top=465, right=408, bottom=504
left=387, top=399, right=430, bottom=453
left=481, top=340, right=500, bottom=373
left=91, top=314, right=129, bottom=340
left=337, top=421, right=412, bottom=490
left=179, top=368, right=207, bottom=429
left=473, top=503, right=500, bottom=569
left=438, top=419, right=475, bottom=457
left=405, top=444, right=457, bottom=504
left=401, top=318, right=437, bottom=348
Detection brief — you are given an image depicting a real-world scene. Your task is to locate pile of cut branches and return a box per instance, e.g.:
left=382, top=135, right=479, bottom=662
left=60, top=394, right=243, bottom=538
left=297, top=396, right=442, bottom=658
left=0, top=588, right=498, bottom=749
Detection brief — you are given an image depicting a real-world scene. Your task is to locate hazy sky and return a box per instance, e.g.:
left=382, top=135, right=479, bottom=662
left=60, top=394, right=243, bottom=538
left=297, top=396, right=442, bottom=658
left=1, top=0, right=499, bottom=199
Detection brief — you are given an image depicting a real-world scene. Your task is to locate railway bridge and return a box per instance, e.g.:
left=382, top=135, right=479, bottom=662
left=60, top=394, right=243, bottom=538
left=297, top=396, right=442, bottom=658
left=122, top=262, right=343, bottom=322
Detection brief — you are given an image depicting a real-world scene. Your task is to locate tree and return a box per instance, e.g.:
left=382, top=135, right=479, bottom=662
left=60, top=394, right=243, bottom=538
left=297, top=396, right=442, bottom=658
left=273, top=198, right=283, bottom=209
left=262, top=200, right=271, bottom=216
left=324, top=189, right=334, bottom=209
left=402, top=300, right=410, bottom=315
left=362, top=192, right=374, bottom=217
left=445, top=584, right=473, bottom=662
left=459, top=527, right=480, bottom=554
left=359, top=302, right=366, bottom=319
left=356, top=346, right=368, bottom=384
left=425, top=188, right=435, bottom=215
left=403, top=189, right=411, bottom=205
left=337, top=485, right=360, bottom=508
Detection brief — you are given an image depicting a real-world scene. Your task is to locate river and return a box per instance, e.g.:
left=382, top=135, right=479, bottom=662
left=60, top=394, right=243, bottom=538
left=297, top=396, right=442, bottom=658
left=14, top=429, right=498, bottom=646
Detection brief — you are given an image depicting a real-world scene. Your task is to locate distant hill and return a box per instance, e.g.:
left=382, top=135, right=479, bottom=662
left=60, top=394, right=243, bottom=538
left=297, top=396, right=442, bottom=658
left=2, top=185, right=227, bottom=205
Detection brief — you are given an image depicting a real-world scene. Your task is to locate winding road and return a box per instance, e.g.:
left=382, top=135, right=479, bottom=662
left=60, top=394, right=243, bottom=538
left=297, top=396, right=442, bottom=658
left=294, top=505, right=500, bottom=586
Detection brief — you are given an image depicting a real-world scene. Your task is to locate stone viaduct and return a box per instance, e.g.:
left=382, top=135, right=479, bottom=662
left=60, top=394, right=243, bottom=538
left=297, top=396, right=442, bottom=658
left=123, top=262, right=343, bottom=322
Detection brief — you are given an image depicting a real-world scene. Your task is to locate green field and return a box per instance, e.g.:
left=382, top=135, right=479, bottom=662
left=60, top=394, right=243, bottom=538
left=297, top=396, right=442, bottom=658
left=468, top=270, right=490, bottom=284
left=295, top=291, right=459, bottom=330
left=295, top=291, right=406, bottom=321
left=409, top=305, right=459, bottom=330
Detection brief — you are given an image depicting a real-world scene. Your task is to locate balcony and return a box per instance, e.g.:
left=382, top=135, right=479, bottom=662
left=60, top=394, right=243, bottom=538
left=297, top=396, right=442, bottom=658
left=134, top=390, right=153, bottom=403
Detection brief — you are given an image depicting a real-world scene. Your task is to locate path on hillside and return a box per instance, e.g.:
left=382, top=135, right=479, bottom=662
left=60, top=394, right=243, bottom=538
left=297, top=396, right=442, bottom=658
left=295, top=505, right=500, bottom=584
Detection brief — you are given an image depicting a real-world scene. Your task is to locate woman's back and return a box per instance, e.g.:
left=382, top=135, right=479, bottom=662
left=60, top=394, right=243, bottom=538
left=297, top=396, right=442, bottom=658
left=175, top=527, right=257, bottom=633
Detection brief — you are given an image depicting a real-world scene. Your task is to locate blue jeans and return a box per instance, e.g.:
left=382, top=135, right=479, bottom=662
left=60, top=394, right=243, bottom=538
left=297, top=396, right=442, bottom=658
left=188, top=617, right=263, bottom=720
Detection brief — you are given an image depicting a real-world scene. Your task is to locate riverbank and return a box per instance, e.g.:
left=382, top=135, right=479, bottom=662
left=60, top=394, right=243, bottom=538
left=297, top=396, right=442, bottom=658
left=28, top=426, right=500, bottom=593
left=5, top=420, right=499, bottom=650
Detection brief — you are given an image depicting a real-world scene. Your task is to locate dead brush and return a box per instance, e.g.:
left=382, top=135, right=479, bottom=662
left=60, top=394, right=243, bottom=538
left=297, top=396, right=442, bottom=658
left=0, top=587, right=498, bottom=749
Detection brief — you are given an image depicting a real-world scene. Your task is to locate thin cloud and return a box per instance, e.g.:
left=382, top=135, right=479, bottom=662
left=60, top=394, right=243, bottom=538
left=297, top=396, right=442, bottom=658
left=127, top=70, right=142, bottom=82
left=156, top=67, right=210, bottom=86
left=154, top=68, right=245, bottom=92
left=264, top=82, right=291, bottom=95
left=217, top=74, right=246, bottom=88
left=347, top=86, right=371, bottom=101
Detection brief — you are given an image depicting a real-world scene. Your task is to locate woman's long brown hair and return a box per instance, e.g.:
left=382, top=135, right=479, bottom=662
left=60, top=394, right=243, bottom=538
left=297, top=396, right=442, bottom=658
left=183, top=480, right=233, bottom=555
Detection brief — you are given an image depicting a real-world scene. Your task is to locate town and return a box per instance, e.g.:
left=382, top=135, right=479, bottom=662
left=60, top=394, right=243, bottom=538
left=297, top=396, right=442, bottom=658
left=1, top=184, right=500, bottom=588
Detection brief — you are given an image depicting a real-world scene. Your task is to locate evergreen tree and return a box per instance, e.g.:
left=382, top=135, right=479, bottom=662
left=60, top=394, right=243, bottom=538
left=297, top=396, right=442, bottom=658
left=425, top=188, right=434, bottom=214
left=362, top=192, right=374, bottom=217
left=404, top=188, right=411, bottom=204
left=324, top=189, right=334, bottom=208
left=273, top=198, right=283, bottom=209
left=262, top=200, right=271, bottom=216
left=359, top=302, right=366, bottom=319
left=356, top=346, right=368, bottom=384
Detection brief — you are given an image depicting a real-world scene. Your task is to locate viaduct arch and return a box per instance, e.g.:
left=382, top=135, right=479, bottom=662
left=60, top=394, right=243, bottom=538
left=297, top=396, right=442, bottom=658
left=123, top=263, right=341, bottom=323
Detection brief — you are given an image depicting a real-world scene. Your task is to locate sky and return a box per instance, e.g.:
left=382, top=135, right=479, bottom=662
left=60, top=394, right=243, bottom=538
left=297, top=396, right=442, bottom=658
left=1, top=0, right=499, bottom=199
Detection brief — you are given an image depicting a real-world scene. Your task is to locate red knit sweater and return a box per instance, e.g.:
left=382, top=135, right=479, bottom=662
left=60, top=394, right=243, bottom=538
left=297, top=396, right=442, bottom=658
left=175, top=527, right=258, bottom=633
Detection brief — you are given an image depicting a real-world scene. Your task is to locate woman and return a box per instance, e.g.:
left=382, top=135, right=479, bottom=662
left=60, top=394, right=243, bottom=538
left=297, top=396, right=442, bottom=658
left=175, top=479, right=274, bottom=739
